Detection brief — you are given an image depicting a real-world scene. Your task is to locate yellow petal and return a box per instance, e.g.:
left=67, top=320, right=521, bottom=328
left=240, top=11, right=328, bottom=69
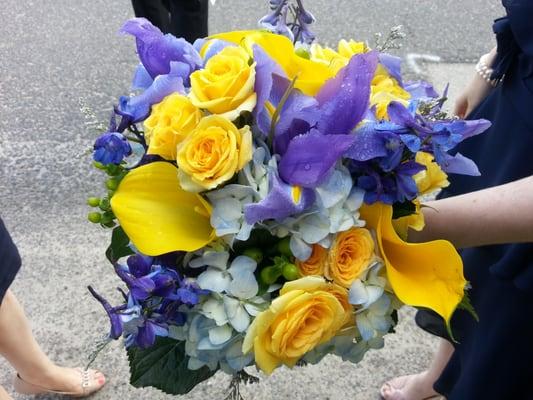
left=110, top=162, right=214, bottom=255
left=360, top=203, right=465, bottom=324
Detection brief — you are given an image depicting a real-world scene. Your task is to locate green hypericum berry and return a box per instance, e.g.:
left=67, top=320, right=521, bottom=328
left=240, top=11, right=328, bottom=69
left=99, top=198, right=111, bottom=211
left=282, top=263, right=300, bottom=281
left=243, top=248, right=263, bottom=263
left=87, top=197, right=101, bottom=207
left=88, top=212, right=102, bottom=223
left=105, top=178, right=119, bottom=191
left=100, top=211, right=115, bottom=225
left=295, top=47, right=311, bottom=59
left=277, top=237, right=292, bottom=257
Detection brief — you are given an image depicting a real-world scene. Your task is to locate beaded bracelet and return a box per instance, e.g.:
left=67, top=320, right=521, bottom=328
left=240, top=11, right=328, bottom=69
left=475, top=55, right=500, bottom=87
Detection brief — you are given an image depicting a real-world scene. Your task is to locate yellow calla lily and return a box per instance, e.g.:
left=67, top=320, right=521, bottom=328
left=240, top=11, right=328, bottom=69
left=110, top=162, right=214, bottom=256
left=360, top=203, right=466, bottom=325
left=209, top=30, right=334, bottom=96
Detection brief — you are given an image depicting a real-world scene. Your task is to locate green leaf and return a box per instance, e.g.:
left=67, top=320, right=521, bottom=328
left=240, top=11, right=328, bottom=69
left=105, top=226, right=134, bottom=264
left=127, top=337, right=216, bottom=395
left=392, top=201, right=416, bottom=219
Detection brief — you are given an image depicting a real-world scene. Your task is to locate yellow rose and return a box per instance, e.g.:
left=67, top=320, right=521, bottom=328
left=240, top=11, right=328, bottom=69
left=189, top=46, right=257, bottom=121
left=326, top=228, right=375, bottom=288
left=296, top=243, right=328, bottom=276
left=176, top=115, right=253, bottom=192
left=283, top=276, right=354, bottom=326
left=414, top=151, right=450, bottom=195
left=371, top=65, right=411, bottom=120
left=144, top=94, right=202, bottom=160
left=242, top=277, right=346, bottom=374
left=310, top=40, right=367, bottom=75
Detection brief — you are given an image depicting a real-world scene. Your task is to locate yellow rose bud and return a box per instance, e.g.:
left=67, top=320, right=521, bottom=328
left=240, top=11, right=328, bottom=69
left=189, top=46, right=257, bottom=121
left=144, top=94, right=202, bottom=160
left=296, top=243, right=328, bottom=276
left=176, top=115, right=253, bottom=192
left=243, top=277, right=346, bottom=374
left=414, top=151, right=450, bottom=195
left=326, top=228, right=375, bottom=288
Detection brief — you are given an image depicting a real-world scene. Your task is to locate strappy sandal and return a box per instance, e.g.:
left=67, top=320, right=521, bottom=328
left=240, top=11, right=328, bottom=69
left=13, top=368, right=105, bottom=398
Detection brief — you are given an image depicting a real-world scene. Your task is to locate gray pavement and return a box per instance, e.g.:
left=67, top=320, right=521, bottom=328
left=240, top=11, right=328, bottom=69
left=0, top=0, right=491, bottom=399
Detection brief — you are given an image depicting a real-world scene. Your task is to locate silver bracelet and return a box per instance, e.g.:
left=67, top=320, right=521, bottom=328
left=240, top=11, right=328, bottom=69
left=475, top=55, right=500, bottom=87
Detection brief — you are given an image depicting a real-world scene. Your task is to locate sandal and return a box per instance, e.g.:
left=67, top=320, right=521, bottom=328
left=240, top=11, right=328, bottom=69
left=13, top=368, right=105, bottom=398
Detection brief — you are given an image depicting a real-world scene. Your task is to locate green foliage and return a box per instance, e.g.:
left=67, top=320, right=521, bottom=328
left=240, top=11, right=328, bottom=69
left=127, top=337, right=216, bottom=395
left=392, top=200, right=416, bottom=219
left=105, top=226, right=134, bottom=264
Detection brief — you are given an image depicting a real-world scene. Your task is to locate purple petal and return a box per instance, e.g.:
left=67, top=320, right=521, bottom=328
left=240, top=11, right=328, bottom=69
left=131, top=64, right=154, bottom=90
left=116, top=62, right=186, bottom=123
left=244, top=166, right=315, bottom=225
left=445, top=119, right=492, bottom=141
left=404, top=80, right=439, bottom=100
left=253, top=45, right=286, bottom=135
left=127, top=254, right=153, bottom=278
left=440, top=152, right=481, bottom=176
left=345, top=125, right=388, bottom=161
left=120, top=18, right=202, bottom=80
left=378, top=53, right=403, bottom=85
left=387, top=101, right=417, bottom=128
left=88, top=286, right=123, bottom=339
left=279, top=131, right=356, bottom=187
left=316, top=51, right=378, bottom=135
left=136, top=321, right=156, bottom=348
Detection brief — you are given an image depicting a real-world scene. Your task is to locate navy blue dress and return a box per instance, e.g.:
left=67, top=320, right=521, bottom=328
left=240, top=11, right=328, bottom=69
left=416, top=1, right=533, bottom=399
left=0, top=217, right=21, bottom=303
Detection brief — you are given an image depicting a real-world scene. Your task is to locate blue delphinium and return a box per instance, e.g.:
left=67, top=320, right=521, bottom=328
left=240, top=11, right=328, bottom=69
left=89, top=253, right=209, bottom=348
left=93, top=131, right=132, bottom=166
left=259, top=0, right=316, bottom=44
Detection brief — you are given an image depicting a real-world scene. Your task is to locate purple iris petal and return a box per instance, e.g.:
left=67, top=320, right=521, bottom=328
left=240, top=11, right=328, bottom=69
left=271, top=76, right=319, bottom=155
left=378, top=53, right=403, bottom=85
left=278, top=130, right=356, bottom=187
left=316, top=51, right=378, bottom=135
left=116, top=62, right=186, bottom=123
left=441, top=119, right=492, bottom=142
left=93, top=132, right=132, bottom=165
left=244, top=163, right=315, bottom=225
left=120, top=18, right=202, bottom=81
left=387, top=101, right=418, bottom=129
left=253, top=45, right=286, bottom=136
left=88, top=286, right=123, bottom=339
left=345, top=125, right=388, bottom=161
left=203, top=39, right=235, bottom=63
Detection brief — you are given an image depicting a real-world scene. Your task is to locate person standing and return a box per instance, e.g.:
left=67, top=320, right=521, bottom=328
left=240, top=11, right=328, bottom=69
left=380, top=0, right=533, bottom=399
left=131, top=0, right=209, bottom=43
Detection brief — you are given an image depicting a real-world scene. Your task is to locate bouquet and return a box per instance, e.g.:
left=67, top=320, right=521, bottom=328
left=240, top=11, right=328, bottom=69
left=87, top=0, right=489, bottom=396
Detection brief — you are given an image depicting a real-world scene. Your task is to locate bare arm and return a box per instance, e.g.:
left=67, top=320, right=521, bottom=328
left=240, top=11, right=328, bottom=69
left=411, top=176, right=533, bottom=248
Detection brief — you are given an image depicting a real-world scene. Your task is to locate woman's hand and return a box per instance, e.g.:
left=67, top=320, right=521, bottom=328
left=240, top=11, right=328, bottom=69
left=453, top=48, right=497, bottom=118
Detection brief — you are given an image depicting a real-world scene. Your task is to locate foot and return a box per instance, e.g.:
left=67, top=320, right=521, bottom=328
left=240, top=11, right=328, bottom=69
left=14, top=366, right=105, bottom=397
left=380, top=372, right=440, bottom=400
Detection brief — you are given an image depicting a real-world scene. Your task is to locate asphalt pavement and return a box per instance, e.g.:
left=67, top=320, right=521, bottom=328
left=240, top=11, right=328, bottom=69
left=0, top=0, right=500, bottom=399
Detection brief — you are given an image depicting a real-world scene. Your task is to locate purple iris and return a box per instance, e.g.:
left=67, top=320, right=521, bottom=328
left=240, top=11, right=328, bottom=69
left=120, top=18, right=202, bottom=83
left=93, top=132, right=132, bottom=165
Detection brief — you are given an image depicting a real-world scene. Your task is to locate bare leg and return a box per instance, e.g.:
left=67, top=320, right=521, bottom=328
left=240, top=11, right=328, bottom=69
left=0, top=290, right=105, bottom=394
left=0, top=385, right=13, bottom=400
left=380, top=339, right=454, bottom=400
